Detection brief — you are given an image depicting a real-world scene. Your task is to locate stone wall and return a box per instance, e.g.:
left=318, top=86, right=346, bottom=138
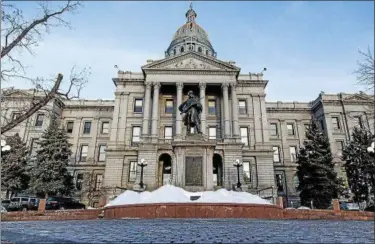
left=1, top=209, right=102, bottom=222
left=2, top=205, right=373, bottom=222
left=104, top=203, right=374, bottom=221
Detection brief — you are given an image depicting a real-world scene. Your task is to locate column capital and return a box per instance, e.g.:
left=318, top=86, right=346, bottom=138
left=199, top=82, right=206, bottom=90
left=221, top=83, right=229, bottom=89
left=176, top=82, right=184, bottom=89
left=230, top=82, right=237, bottom=88
left=145, top=82, right=152, bottom=88
left=153, top=82, right=161, bottom=89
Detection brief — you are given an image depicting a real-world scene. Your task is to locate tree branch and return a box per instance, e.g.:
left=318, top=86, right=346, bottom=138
left=1, top=1, right=81, bottom=58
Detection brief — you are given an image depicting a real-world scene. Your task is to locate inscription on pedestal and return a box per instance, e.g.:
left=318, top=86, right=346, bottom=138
left=185, top=156, right=203, bottom=186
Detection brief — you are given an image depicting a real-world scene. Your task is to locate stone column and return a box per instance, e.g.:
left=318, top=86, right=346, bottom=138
left=199, top=82, right=206, bottom=136
left=118, top=93, right=129, bottom=143
left=296, top=120, right=304, bottom=147
left=222, top=83, right=231, bottom=138
left=110, top=92, right=122, bottom=142
left=141, top=82, right=152, bottom=137
left=175, top=82, right=183, bottom=139
left=230, top=83, right=240, bottom=138
left=151, top=82, right=161, bottom=139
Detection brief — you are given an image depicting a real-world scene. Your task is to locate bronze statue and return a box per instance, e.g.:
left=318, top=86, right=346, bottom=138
left=178, top=90, right=202, bottom=134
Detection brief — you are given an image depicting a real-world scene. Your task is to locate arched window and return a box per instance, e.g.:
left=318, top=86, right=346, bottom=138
left=180, top=47, right=184, bottom=53
left=173, top=49, right=176, bottom=55
left=205, top=50, right=209, bottom=55
left=198, top=47, right=202, bottom=53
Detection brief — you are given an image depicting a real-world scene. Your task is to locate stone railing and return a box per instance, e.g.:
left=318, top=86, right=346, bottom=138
left=158, top=139, right=173, bottom=144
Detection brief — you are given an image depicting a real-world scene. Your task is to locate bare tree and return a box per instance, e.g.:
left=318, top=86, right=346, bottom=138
left=79, top=171, right=107, bottom=207
left=1, top=1, right=90, bottom=134
left=354, top=47, right=375, bottom=92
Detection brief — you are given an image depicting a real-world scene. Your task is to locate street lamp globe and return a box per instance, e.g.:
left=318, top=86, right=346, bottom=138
left=233, top=159, right=242, bottom=167
left=138, top=158, right=148, bottom=166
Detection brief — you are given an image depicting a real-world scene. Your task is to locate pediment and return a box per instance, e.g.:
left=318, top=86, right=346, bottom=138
left=142, top=52, right=240, bottom=72
left=345, top=93, right=373, bottom=101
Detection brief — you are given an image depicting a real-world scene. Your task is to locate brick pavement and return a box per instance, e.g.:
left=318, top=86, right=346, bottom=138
left=1, top=219, right=374, bottom=243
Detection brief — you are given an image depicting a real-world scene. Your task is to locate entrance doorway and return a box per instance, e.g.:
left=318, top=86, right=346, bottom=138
left=158, top=154, right=172, bottom=186
left=213, top=154, right=223, bottom=186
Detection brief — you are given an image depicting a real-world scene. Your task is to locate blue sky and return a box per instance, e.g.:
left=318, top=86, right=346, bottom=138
left=3, top=1, right=374, bottom=102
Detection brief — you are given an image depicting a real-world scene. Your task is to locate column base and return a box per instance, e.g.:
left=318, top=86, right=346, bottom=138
left=174, top=135, right=183, bottom=141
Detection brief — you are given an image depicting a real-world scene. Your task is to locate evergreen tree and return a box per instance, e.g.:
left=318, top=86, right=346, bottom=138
left=1, top=133, right=29, bottom=198
left=342, top=127, right=374, bottom=203
left=296, top=119, right=343, bottom=209
left=29, top=117, right=75, bottom=198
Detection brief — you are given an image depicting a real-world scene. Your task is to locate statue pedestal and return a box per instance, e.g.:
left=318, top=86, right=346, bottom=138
left=172, top=135, right=216, bottom=191
left=185, top=133, right=205, bottom=141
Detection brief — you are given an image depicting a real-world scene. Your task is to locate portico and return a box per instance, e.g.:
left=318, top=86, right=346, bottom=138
left=139, top=79, right=240, bottom=141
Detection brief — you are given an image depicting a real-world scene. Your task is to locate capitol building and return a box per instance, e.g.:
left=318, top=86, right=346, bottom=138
left=3, top=5, right=373, bottom=207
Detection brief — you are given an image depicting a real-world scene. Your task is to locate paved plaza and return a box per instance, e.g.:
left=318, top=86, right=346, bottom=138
left=1, top=218, right=374, bottom=243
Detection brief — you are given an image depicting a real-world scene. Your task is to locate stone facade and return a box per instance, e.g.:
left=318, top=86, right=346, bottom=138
left=1, top=6, right=374, bottom=207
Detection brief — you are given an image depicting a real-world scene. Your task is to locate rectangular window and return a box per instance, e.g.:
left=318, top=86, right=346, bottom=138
left=83, top=121, right=91, bottom=134
left=190, top=127, right=195, bottom=134
left=332, top=117, right=340, bottom=130
left=98, top=145, right=106, bottom=162
left=101, top=122, right=109, bottom=134
left=273, top=146, right=280, bottom=163
left=208, top=127, right=216, bottom=140
left=30, top=138, right=39, bottom=156
left=287, top=123, right=294, bottom=136
left=243, top=161, right=251, bottom=183
left=270, top=123, right=278, bottom=136
left=238, top=100, right=246, bottom=114
left=240, top=127, right=249, bottom=146
left=66, top=121, right=74, bottom=133
left=320, top=120, right=325, bottom=131
left=12, top=112, right=20, bottom=121
left=76, top=173, right=84, bottom=191
left=353, top=116, right=363, bottom=128
left=336, top=141, right=344, bottom=155
left=208, top=100, right=216, bottom=115
left=80, top=145, right=88, bottom=162
left=275, top=173, right=284, bottom=192
left=129, top=161, right=137, bottom=182
left=134, top=99, right=143, bottom=113
left=95, top=174, right=103, bottom=191
left=132, top=126, right=141, bottom=142
left=164, top=126, right=173, bottom=139
left=165, top=99, right=174, bottom=114
left=289, top=146, right=297, bottom=162
left=35, top=114, right=44, bottom=127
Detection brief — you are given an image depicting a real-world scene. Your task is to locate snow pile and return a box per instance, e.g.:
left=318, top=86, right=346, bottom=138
left=106, top=185, right=271, bottom=207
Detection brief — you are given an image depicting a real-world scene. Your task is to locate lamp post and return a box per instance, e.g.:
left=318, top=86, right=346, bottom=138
left=138, top=158, right=148, bottom=189
left=1, top=139, right=11, bottom=152
left=233, top=159, right=243, bottom=189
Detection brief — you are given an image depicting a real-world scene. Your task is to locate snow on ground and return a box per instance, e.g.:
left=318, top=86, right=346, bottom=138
left=106, top=185, right=271, bottom=207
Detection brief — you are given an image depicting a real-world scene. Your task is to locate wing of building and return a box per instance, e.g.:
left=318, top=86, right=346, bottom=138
left=2, top=5, right=374, bottom=207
